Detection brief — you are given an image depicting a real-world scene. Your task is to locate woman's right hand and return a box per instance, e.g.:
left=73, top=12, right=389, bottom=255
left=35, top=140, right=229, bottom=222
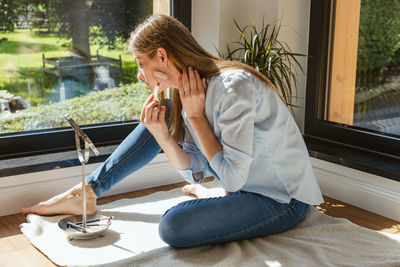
left=140, top=94, right=169, bottom=142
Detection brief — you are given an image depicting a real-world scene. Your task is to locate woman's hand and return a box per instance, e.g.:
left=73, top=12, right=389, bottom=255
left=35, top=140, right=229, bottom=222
left=178, top=66, right=207, bottom=120
left=178, top=67, right=222, bottom=161
left=140, top=94, right=169, bottom=142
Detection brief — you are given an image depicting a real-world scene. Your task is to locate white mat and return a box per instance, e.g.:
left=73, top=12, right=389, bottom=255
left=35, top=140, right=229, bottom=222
left=20, top=180, right=400, bottom=267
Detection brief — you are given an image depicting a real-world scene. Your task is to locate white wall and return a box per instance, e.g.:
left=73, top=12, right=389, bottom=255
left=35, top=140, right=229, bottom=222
left=191, top=0, right=220, bottom=56
left=192, top=0, right=311, bottom=132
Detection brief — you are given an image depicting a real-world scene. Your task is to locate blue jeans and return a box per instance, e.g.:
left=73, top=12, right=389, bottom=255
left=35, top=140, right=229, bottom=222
left=86, top=123, right=161, bottom=197
left=86, top=123, right=310, bottom=248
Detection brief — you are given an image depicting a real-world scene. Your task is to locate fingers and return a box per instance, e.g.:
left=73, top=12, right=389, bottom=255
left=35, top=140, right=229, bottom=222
left=194, top=69, right=205, bottom=94
left=151, top=105, right=166, bottom=122
left=151, top=105, right=159, bottom=121
left=146, top=101, right=160, bottom=121
left=177, top=73, right=184, bottom=97
left=140, top=94, right=152, bottom=122
left=146, top=92, right=156, bottom=105
left=188, top=66, right=198, bottom=93
left=159, top=106, right=166, bottom=121
left=180, top=66, right=205, bottom=96
left=140, top=94, right=164, bottom=123
left=147, top=104, right=165, bottom=123
left=140, top=94, right=155, bottom=122
left=181, top=68, right=190, bottom=95
left=202, top=77, right=207, bottom=91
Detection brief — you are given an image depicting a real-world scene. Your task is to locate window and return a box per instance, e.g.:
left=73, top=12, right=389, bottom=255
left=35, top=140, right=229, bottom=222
left=305, top=0, right=400, bottom=180
left=0, top=0, right=191, bottom=159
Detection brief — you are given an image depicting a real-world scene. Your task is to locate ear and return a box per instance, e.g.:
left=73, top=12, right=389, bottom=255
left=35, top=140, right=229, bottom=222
left=157, top=47, right=168, bottom=66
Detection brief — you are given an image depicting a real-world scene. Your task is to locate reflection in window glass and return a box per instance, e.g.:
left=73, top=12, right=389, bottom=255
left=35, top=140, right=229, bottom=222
left=0, top=0, right=163, bottom=134
left=327, top=0, right=400, bottom=136
left=354, top=0, right=400, bottom=136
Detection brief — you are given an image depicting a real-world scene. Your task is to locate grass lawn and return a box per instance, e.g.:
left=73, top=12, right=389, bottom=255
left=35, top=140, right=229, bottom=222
left=0, top=29, right=137, bottom=106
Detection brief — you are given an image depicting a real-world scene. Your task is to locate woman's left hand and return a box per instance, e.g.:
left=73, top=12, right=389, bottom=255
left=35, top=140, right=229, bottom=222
left=178, top=66, right=207, bottom=120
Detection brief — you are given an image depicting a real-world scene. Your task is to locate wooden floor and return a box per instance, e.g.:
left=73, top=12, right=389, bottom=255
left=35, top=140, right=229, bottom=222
left=1, top=179, right=399, bottom=266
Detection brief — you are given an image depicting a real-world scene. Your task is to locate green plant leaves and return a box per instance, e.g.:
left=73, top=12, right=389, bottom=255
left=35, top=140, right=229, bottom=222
left=218, top=18, right=307, bottom=109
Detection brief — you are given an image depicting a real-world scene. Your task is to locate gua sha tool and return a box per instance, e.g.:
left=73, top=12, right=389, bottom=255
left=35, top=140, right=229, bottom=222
left=153, top=71, right=168, bottom=80
left=152, top=71, right=168, bottom=101
left=153, top=83, right=160, bottom=101
left=58, top=114, right=112, bottom=240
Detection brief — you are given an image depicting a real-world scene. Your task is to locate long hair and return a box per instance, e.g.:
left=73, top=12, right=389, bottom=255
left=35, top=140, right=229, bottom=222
left=128, top=14, right=284, bottom=142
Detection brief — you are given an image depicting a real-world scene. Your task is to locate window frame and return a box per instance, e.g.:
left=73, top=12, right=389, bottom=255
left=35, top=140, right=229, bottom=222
left=0, top=0, right=191, bottom=160
left=305, top=0, right=400, bottom=160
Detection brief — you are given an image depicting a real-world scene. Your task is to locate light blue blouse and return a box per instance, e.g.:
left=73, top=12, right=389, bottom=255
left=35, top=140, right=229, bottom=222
left=176, top=69, right=323, bottom=205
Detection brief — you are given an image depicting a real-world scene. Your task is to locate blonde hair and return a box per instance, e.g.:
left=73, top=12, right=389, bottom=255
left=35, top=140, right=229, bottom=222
left=128, top=14, right=283, bottom=141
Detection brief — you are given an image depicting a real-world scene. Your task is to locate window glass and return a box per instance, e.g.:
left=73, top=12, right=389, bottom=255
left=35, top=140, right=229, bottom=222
left=0, top=0, right=169, bottom=134
left=326, top=0, right=400, bottom=137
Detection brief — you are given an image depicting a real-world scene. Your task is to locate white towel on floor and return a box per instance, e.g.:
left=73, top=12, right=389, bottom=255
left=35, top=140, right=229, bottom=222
left=20, top=180, right=400, bottom=267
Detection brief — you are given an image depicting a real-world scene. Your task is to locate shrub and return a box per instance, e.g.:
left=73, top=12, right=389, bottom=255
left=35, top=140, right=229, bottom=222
left=0, top=82, right=149, bottom=133
left=357, top=0, right=400, bottom=86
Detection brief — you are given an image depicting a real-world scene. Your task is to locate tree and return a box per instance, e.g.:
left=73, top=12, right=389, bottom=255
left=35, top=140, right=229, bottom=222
left=0, top=0, right=23, bottom=31
left=357, top=0, right=400, bottom=86
left=0, top=0, right=152, bottom=56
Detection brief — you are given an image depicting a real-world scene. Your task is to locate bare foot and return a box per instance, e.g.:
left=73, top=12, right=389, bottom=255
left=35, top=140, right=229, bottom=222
left=182, top=184, right=228, bottom=199
left=20, top=182, right=97, bottom=216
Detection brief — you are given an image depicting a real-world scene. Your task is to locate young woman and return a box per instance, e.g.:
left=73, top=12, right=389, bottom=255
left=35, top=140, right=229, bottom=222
left=22, top=14, right=323, bottom=248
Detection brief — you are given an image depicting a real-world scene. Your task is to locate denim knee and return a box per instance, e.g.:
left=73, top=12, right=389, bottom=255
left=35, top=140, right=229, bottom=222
left=158, top=208, right=188, bottom=248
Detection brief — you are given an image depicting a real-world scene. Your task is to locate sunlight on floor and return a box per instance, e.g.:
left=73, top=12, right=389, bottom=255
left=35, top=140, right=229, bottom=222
left=380, top=225, right=400, bottom=235
left=315, top=199, right=347, bottom=214
left=264, top=260, right=282, bottom=267
left=314, top=197, right=400, bottom=235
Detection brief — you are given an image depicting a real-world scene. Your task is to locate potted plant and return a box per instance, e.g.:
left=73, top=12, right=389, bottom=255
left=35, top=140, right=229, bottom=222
left=217, top=18, right=306, bottom=110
